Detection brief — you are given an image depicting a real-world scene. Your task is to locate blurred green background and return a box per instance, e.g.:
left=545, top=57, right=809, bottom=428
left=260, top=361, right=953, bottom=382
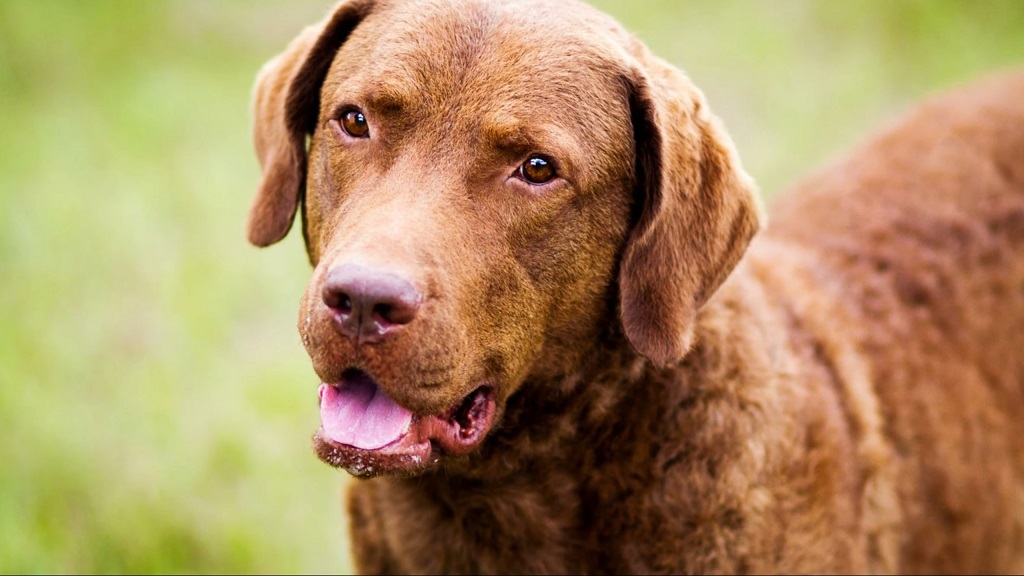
left=1, top=0, right=1022, bottom=573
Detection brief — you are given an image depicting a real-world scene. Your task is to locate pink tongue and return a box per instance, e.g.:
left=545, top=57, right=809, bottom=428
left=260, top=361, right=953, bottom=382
left=318, top=374, right=414, bottom=450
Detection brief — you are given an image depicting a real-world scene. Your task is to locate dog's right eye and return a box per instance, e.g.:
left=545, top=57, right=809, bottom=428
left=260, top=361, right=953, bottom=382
left=518, top=155, right=556, bottom=185
left=338, top=109, right=370, bottom=138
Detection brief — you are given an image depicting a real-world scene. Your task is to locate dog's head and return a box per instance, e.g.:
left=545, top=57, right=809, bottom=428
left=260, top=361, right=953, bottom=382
left=248, top=0, right=761, bottom=477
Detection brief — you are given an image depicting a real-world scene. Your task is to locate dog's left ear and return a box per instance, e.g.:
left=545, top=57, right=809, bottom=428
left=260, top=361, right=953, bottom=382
left=620, top=52, right=763, bottom=366
left=248, top=0, right=375, bottom=247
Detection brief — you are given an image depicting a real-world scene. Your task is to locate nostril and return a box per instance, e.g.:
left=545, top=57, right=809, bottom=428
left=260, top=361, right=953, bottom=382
left=383, top=298, right=418, bottom=325
left=373, top=303, right=393, bottom=323
left=338, top=293, right=353, bottom=314
left=322, top=284, right=354, bottom=314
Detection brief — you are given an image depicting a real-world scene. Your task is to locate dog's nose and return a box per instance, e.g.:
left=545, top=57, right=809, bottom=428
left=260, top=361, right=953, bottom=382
left=321, top=263, right=422, bottom=344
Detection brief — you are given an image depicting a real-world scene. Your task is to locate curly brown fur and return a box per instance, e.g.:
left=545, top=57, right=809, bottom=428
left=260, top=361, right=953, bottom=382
left=247, top=0, right=1024, bottom=572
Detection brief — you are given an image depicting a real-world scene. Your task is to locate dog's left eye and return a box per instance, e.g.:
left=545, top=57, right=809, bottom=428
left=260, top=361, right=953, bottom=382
left=518, top=155, right=556, bottom=185
left=339, top=109, right=370, bottom=138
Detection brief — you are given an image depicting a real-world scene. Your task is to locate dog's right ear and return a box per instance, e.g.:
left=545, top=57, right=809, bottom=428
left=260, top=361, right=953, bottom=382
left=248, top=0, right=375, bottom=247
left=618, top=52, right=762, bottom=366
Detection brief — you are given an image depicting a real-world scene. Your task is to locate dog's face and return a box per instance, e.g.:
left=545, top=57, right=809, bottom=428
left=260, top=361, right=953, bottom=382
left=248, top=0, right=761, bottom=476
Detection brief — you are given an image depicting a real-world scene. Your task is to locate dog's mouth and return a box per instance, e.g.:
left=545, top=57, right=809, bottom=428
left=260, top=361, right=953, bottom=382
left=313, top=369, right=496, bottom=477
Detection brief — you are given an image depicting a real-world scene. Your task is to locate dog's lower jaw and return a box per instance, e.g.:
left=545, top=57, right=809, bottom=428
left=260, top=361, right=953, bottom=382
left=314, top=385, right=497, bottom=477
left=313, top=428, right=432, bottom=477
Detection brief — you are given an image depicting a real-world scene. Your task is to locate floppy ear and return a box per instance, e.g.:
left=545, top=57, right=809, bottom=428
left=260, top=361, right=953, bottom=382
left=620, top=54, right=763, bottom=366
left=248, top=0, right=375, bottom=247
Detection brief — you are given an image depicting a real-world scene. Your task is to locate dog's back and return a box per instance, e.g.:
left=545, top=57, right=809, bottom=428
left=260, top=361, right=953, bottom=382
left=754, top=69, right=1024, bottom=572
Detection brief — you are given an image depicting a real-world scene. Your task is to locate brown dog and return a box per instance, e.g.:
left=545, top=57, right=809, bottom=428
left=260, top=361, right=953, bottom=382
left=247, top=0, right=1024, bottom=572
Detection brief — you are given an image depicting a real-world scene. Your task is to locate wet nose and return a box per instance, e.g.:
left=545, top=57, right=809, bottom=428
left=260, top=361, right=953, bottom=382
left=321, top=263, right=422, bottom=344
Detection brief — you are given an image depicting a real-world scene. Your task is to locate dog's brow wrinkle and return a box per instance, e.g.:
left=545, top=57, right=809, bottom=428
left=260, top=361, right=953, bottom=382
left=367, top=84, right=414, bottom=114
left=481, top=118, right=532, bottom=153
left=493, top=133, right=533, bottom=156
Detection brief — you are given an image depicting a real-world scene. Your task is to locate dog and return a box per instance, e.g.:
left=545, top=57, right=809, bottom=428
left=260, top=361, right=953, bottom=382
left=246, top=0, right=1024, bottom=572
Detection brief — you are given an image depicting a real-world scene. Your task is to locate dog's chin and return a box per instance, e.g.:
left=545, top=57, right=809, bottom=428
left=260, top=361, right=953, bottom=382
left=312, top=369, right=496, bottom=478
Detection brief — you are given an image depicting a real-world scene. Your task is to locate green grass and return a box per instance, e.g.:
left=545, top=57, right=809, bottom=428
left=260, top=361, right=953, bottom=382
left=1, top=0, right=1022, bottom=573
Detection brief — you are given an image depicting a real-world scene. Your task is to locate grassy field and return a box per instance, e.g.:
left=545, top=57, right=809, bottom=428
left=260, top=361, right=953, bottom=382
left=1, top=0, right=1022, bottom=573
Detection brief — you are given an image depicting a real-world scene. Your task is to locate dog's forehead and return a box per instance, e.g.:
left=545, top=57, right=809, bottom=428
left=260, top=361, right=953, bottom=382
left=325, top=0, right=634, bottom=124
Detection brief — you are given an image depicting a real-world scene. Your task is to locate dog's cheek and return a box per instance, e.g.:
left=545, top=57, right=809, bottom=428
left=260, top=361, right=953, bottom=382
left=478, top=298, right=547, bottom=404
left=512, top=198, right=632, bottom=378
left=305, top=135, right=350, bottom=261
left=303, top=198, right=325, bottom=266
left=296, top=265, right=334, bottom=376
left=443, top=233, right=545, bottom=403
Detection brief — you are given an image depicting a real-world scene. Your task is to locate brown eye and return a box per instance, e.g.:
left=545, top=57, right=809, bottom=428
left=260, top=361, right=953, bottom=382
left=340, top=109, right=369, bottom=138
left=519, top=155, right=556, bottom=185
